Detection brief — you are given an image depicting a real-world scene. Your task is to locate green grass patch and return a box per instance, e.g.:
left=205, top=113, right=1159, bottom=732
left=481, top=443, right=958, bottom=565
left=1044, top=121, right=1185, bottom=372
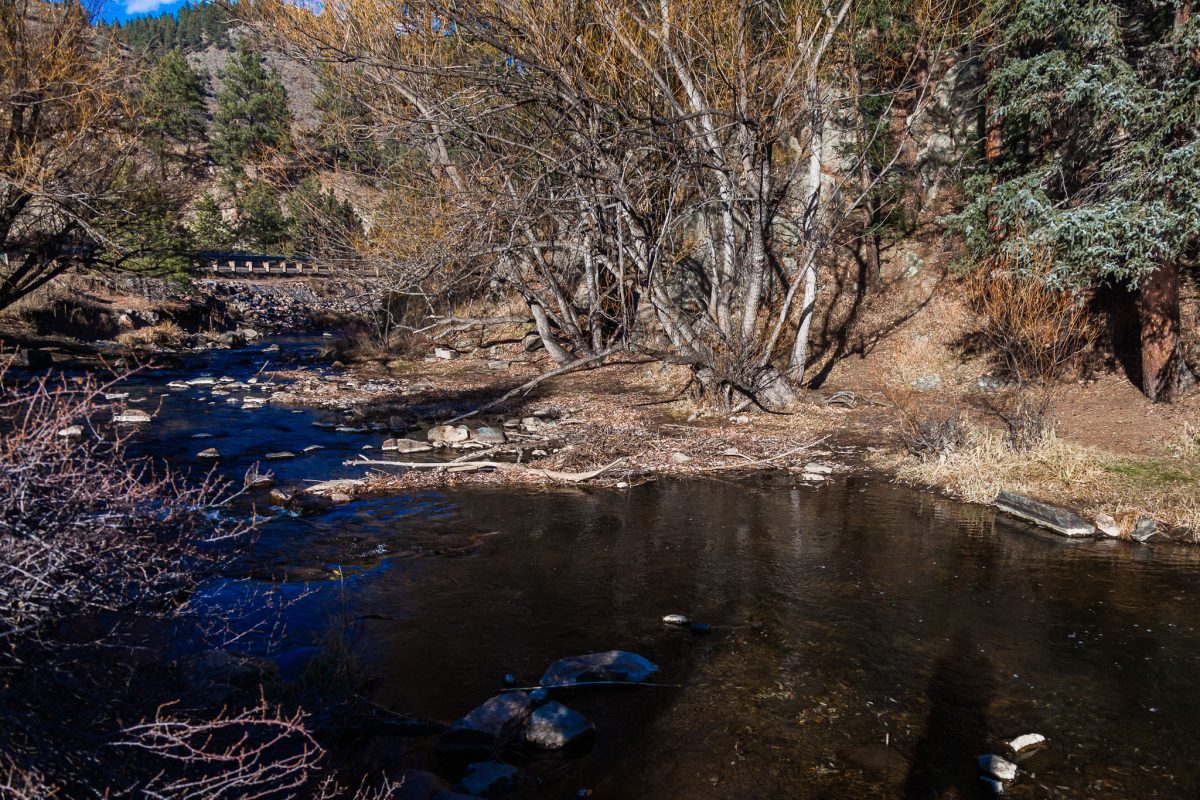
left=1103, top=459, right=1196, bottom=487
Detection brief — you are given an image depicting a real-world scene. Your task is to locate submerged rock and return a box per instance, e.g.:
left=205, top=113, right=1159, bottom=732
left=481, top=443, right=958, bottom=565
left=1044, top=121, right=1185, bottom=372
left=459, top=761, right=519, bottom=798
left=978, top=754, right=1018, bottom=782
left=523, top=701, right=595, bottom=749
left=392, top=769, right=480, bottom=800
left=540, top=651, right=658, bottom=688
left=438, top=692, right=532, bottom=757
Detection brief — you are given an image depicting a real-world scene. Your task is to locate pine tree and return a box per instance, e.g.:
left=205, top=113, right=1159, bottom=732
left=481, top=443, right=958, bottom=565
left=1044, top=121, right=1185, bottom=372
left=235, top=183, right=291, bottom=253
left=143, top=49, right=208, bottom=160
left=953, top=0, right=1199, bottom=401
left=211, top=40, right=293, bottom=173
left=191, top=194, right=232, bottom=251
left=287, top=176, right=361, bottom=257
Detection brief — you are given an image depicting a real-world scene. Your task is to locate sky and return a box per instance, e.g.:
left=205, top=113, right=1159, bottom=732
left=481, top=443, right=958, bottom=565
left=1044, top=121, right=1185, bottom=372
left=97, top=0, right=191, bottom=25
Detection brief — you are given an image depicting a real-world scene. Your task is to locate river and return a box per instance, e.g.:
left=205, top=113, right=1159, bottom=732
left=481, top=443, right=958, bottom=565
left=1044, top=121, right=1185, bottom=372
left=108, top=336, right=1200, bottom=799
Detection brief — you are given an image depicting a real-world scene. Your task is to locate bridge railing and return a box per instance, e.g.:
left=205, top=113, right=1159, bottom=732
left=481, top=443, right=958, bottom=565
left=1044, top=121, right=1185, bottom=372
left=193, top=253, right=330, bottom=277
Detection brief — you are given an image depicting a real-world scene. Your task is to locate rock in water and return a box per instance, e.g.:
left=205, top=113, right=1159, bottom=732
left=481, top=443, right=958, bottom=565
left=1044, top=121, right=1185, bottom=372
left=540, top=651, right=658, bottom=688
left=459, top=761, right=519, bottom=798
left=383, top=437, right=434, bottom=454
left=524, top=702, right=595, bottom=749
left=391, top=769, right=479, bottom=800
left=57, top=425, right=83, bottom=438
left=438, top=692, right=532, bottom=757
left=471, top=426, right=507, bottom=445
left=978, top=754, right=1018, bottom=782
left=1008, top=733, right=1046, bottom=753
left=113, top=409, right=152, bottom=424
left=264, top=451, right=296, bottom=460
left=427, top=424, right=471, bottom=444
left=662, top=614, right=689, bottom=625
left=197, top=447, right=221, bottom=460
left=979, top=776, right=1005, bottom=795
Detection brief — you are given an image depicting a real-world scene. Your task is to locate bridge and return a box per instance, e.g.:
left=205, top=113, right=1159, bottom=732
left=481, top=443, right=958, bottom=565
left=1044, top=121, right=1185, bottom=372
left=194, top=252, right=330, bottom=278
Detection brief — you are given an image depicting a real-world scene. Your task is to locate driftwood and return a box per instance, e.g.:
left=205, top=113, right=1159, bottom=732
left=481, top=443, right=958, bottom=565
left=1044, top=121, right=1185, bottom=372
left=444, top=347, right=620, bottom=424
left=346, top=456, right=627, bottom=484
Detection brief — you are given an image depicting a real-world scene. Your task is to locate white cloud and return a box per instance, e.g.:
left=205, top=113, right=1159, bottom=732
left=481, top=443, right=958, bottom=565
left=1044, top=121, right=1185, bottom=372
left=125, top=0, right=175, bottom=15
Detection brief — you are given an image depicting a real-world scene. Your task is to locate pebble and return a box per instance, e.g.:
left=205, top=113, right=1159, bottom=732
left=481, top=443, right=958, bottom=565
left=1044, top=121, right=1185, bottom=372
left=662, top=614, right=690, bottom=625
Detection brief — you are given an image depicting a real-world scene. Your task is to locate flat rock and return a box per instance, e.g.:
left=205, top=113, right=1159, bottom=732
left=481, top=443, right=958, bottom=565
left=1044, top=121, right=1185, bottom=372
left=244, top=472, right=274, bottom=490
left=428, top=424, right=471, bottom=443
left=197, top=447, right=221, bottom=460
left=803, top=462, right=833, bottom=475
left=187, top=377, right=217, bottom=387
left=264, top=451, right=296, bottom=460
left=1131, top=516, right=1159, bottom=542
left=1008, top=733, right=1045, bottom=753
left=438, top=692, right=532, bottom=757
left=995, top=491, right=1094, bottom=537
left=113, top=410, right=152, bottom=424
left=540, top=651, right=658, bottom=688
left=383, top=437, right=434, bottom=453
left=57, top=425, right=83, bottom=438
left=304, top=479, right=365, bottom=497
left=523, top=702, right=595, bottom=749
left=434, top=347, right=458, bottom=360
left=670, top=451, right=691, bottom=464
left=471, top=426, right=507, bottom=445
left=459, top=761, right=519, bottom=798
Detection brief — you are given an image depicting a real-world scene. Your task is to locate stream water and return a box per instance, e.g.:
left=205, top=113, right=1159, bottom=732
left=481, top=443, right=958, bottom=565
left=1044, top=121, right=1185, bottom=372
left=106, top=337, right=1200, bottom=799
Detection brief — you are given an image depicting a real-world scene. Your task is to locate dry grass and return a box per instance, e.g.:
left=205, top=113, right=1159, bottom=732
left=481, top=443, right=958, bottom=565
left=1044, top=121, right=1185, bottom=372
left=884, top=423, right=1200, bottom=535
left=115, top=320, right=186, bottom=350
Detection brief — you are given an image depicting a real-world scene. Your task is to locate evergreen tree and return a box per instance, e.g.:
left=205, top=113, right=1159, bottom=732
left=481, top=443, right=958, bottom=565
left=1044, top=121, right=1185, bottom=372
left=286, top=176, right=361, bottom=257
left=211, top=40, right=293, bottom=173
left=953, top=0, right=1199, bottom=401
left=143, top=49, right=208, bottom=160
left=235, top=182, right=291, bottom=253
left=191, top=194, right=233, bottom=251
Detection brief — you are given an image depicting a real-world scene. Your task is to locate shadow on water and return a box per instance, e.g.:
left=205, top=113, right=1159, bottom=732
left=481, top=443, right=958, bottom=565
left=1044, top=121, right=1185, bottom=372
left=902, top=628, right=996, bottom=800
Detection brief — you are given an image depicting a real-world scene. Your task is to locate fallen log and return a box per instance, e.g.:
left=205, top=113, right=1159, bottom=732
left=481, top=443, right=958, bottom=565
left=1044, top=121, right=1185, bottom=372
left=346, top=456, right=627, bottom=484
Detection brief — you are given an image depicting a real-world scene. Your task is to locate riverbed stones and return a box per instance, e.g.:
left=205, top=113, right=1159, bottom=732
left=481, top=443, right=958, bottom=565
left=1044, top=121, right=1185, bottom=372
left=113, top=409, right=152, bottom=424
left=459, top=761, right=519, bottom=798
left=187, top=377, right=217, bottom=387
left=540, top=651, right=658, bottom=688
left=197, top=447, right=221, bottom=460
left=1094, top=513, right=1122, bottom=537
left=428, top=424, right=471, bottom=444
left=662, top=614, right=689, bottom=625
left=1131, top=516, right=1159, bottom=542
left=384, top=437, right=434, bottom=454
left=242, top=397, right=267, bottom=409
left=167, top=381, right=190, bottom=390
left=471, top=426, right=507, bottom=445
left=265, top=451, right=296, bottom=460
left=438, top=692, right=532, bottom=758
left=524, top=702, right=595, bottom=749
left=244, top=471, right=274, bottom=490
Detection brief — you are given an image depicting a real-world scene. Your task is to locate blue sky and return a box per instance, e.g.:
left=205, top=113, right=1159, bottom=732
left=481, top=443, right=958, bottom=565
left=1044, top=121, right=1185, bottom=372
left=98, top=0, right=191, bottom=25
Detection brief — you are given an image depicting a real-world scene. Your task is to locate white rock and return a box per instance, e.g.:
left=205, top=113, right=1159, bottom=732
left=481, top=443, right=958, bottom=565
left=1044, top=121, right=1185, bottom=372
left=186, top=377, right=217, bottom=387
left=197, top=448, right=221, bottom=460
left=167, top=381, right=189, bottom=390
left=1008, top=733, right=1045, bottom=753
left=57, top=425, right=83, bottom=438
left=433, top=347, right=457, bottom=360
left=730, top=414, right=750, bottom=424
left=978, top=754, right=1018, bottom=782
left=670, top=451, right=691, bottom=464
left=803, top=462, right=833, bottom=475
left=427, top=424, right=470, bottom=443
left=103, top=392, right=129, bottom=401
left=303, top=445, right=324, bottom=453
left=264, top=451, right=295, bottom=460
left=113, top=410, right=152, bottom=424
left=662, top=614, right=689, bottom=625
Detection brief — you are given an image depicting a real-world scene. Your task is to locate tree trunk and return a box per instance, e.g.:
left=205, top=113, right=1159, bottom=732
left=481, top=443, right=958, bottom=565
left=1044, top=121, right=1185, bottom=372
left=1139, top=262, right=1193, bottom=402
left=529, top=301, right=576, bottom=366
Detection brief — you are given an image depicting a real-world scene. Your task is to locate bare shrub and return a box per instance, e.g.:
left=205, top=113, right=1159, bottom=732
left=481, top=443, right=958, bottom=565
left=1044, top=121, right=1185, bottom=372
left=0, top=359, right=246, bottom=636
left=965, top=244, right=1095, bottom=387
left=991, top=391, right=1056, bottom=453
left=900, top=406, right=970, bottom=460
left=0, top=757, right=58, bottom=800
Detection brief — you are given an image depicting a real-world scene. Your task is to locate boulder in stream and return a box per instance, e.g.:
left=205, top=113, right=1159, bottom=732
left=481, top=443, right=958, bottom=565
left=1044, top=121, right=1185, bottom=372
left=438, top=692, right=532, bottom=758
left=978, top=754, right=1018, bottom=782
left=384, top=437, right=434, bottom=454
left=523, top=702, right=595, bottom=749
left=428, top=424, right=471, bottom=444
left=113, top=409, right=152, bottom=424
left=471, top=426, right=507, bottom=445
left=540, top=651, right=658, bottom=688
